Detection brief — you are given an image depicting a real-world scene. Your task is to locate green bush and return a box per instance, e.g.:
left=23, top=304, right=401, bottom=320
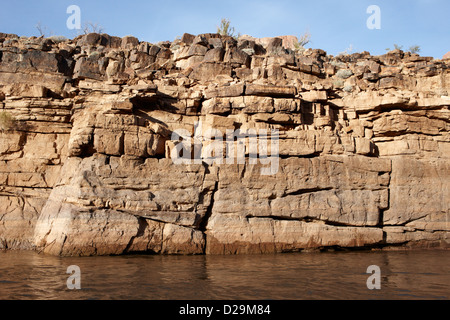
left=217, top=18, right=240, bottom=39
left=409, top=45, right=421, bottom=54
left=386, top=44, right=421, bottom=54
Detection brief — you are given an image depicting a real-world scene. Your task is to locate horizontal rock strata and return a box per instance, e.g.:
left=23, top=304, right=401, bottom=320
left=0, top=32, right=448, bottom=256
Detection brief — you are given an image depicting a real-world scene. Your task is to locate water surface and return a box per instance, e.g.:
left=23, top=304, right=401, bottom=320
left=0, top=250, right=448, bottom=300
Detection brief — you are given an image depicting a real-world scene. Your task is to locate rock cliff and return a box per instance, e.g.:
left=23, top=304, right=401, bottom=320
left=0, top=32, right=448, bottom=256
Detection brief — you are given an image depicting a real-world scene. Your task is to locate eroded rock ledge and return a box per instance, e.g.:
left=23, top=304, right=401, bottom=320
left=0, top=32, right=448, bottom=256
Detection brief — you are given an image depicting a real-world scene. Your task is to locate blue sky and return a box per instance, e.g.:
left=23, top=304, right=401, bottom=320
left=0, top=0, right=448, bottom=58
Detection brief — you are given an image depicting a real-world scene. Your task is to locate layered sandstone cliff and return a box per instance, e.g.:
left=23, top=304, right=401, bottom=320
left=0, top=32, right=448, bottom=256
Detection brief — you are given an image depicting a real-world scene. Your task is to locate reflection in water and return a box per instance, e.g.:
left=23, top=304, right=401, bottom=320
left=0, top=250, right=448, bottom=300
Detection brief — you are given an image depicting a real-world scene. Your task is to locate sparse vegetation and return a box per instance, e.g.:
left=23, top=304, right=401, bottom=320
left=217, top=18, right=240, bottom=39
left=409, top=45, right=421, bottom=54
left=82, top=21, right=104, bottom=34
left=295, top=29, right=311, bottom=50
left=37, top=20, right=104, bottom=37
left=298, top=31, right=311, bottom=47
left=0, top=111, right=15, bottom=131
left=386, top=44, right=421, bottom=55
left=338, top=44, right=354, bottom=56
left=385, top=44, right=403, bottom=52
left=35, top=22, right=66, bottom=42
left=35, top=21, right=47, bottom=37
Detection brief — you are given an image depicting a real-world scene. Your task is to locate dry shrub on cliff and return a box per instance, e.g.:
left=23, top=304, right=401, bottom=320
left=293, top=30, right=312, bottom=54
left=0, top=111, right=15, bottom=131
left=386, top=44, right=421, bottom=54
left=217, top=18, right=240, bottom=39
left=83, top=22, right=104, bottom=35
left=409, top=45, right=421, bottom=54
left=217, top=18, right=234, bottom=36
left=35, top=21, right=47, bottom=37
left=298, top=30, right=311, bottom=47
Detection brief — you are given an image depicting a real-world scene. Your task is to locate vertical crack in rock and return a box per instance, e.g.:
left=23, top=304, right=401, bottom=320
left=58, top=235, right=67, bottom=256
left=123, top=216, right=149, bottom=254
left=379, top=187, right=390, bottom=244
left=199, top=180, right=218, bottom=254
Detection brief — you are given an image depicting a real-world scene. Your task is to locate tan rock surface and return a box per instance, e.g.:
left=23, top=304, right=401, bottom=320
left=0, top=32, right=447, bottom=255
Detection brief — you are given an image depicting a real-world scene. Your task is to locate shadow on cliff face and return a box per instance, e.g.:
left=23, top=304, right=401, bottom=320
left=130, top=93, right=183, bottom=114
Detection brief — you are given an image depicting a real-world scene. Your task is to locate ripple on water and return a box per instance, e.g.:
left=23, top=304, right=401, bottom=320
left=0, top=250, right=448, bottom=300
